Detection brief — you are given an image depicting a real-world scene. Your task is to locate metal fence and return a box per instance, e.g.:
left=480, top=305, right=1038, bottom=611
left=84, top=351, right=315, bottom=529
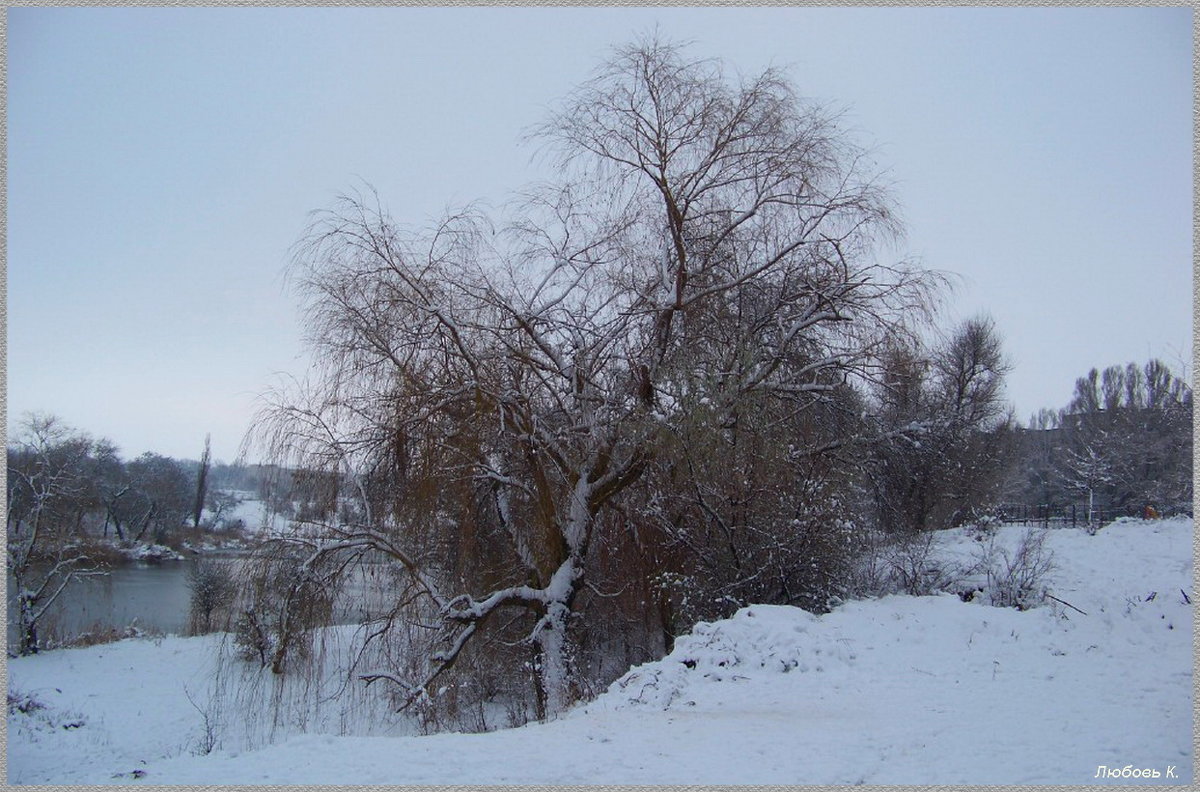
left=992, top=504, right=1141, bottom=529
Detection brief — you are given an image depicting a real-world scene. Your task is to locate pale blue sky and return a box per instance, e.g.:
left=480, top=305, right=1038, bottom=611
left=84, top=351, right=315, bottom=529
left=8, top=6, right=1193, bottom=462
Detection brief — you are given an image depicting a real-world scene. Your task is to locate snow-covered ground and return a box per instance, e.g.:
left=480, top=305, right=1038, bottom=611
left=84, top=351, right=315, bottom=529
left=7, top=518, right=1193, bottom=784
left=210, top=491, right=292, bottom=535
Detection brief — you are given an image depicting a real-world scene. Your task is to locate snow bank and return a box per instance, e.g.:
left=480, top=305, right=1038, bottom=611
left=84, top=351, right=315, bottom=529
left=120, top=542, right=185, bottom=562
left=7, top=518, right=1193, bottom=784
left=604, top=604, right=843, bottom=709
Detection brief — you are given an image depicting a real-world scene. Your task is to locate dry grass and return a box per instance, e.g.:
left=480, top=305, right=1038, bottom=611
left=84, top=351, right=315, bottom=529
left=55, top=621, right=163, bottom=649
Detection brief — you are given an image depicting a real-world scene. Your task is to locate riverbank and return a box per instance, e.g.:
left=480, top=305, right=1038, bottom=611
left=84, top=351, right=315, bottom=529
left=6, top=533, right=257, bottom=654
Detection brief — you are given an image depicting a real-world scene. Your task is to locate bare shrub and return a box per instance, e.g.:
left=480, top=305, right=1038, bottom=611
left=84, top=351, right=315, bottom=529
left=7, top=691, right=47, bottom=715
left=887, top=531, right=964, bottom=595
left=850, top=529, right=963, bottom=598
left=188, top=560, right=236, bottom=635
left=977, top=527, right=1055, bottom=610
left=183, top=684, right=222, bottom=756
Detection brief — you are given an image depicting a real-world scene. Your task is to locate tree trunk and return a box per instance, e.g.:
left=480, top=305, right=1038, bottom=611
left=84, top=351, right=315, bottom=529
left=132, top=503, right=156, bottom=544
left=536, top=600, right=573, bottom=716
left=18, top=593, right=38, bottom=655
left=531, top=549, right=584, bottom=717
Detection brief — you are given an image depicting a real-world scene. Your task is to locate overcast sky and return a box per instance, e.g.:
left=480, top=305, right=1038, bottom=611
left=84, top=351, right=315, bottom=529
left=8, top=6, right=1192, bottom=463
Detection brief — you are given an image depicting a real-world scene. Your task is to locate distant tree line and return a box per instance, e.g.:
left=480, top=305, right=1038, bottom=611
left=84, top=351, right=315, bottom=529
left=5, top=419, right=252, bottom=549
left=1010, top=359, right=1192, bottom=522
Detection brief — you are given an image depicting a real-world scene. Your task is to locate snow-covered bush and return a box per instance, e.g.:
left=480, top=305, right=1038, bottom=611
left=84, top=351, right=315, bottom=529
left=7, top=690, right=46, bottom=716
left=188, top=560, right=236, bottom=635
left=889, top=531, right=965, bottom=595
left=232, top=610, right=273, bottom=667
left=974, top=527, right=1055, bottom=610
left=965, top=513, right=1000, bottom=541
left=851, top=530, right=964, bottom=598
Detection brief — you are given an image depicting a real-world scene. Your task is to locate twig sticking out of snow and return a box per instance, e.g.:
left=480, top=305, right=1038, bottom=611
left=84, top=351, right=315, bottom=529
left=1046, top=594, right=1087, bottom=616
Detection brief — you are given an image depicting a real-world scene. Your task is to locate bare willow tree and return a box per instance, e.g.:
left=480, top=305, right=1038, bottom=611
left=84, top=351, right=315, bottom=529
left=246, top=35, right=935, bottom=718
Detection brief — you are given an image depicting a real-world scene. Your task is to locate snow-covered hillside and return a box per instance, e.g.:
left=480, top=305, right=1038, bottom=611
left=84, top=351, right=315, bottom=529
left=7, top=518, right=1192, bottom=784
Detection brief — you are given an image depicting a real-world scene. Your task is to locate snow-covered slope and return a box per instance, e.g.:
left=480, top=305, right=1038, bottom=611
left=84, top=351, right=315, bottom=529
left=7, top=518, right=1193, bottom=784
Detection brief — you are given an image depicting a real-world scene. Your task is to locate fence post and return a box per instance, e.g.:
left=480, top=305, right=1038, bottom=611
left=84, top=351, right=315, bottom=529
left=1071, top=504, right=1076, bottom=528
